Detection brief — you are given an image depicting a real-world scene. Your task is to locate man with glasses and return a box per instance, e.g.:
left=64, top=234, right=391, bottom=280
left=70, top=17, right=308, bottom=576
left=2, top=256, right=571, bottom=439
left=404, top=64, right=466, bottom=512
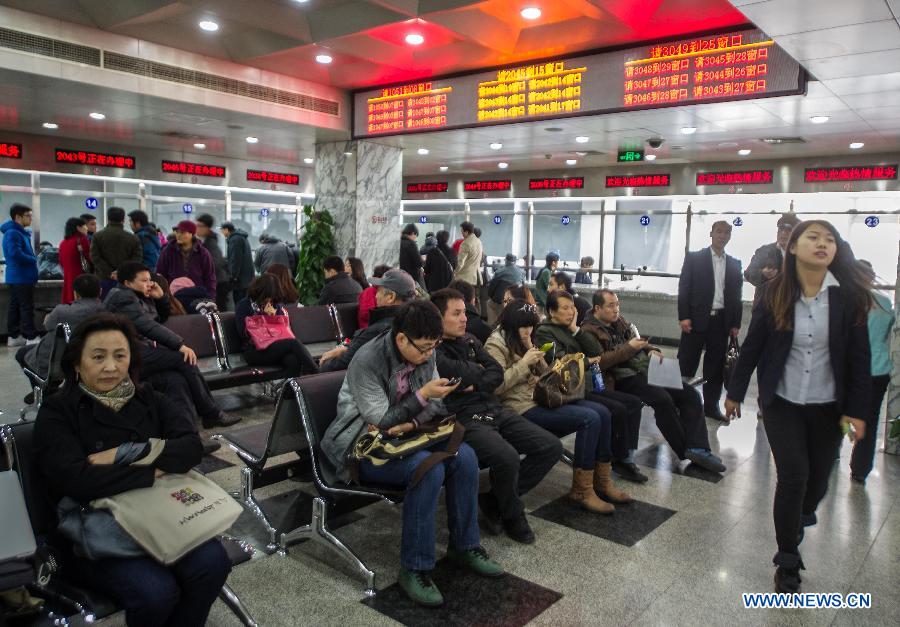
left=431, top=288, right=561, bottom=544
left=2, top=204, right=40, bottom=346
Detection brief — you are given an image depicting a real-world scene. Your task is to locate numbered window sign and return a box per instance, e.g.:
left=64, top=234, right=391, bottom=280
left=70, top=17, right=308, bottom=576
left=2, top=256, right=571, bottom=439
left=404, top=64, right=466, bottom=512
left=561, top=215, right=570, bottom=225
left=640, top=215, right=650, bottom=226
left=84, top=197, right=99, bottom=210
left=493, top=215, right=502, bottom=225
left=865, top=216, right=879, bottom=228
left=182, top=203, right=193, bottom=214
left=419, top=216, right=428, bottom=224
left=732, top=217, right=743, bottom=227
left=260, top=208, right=270, bottom=218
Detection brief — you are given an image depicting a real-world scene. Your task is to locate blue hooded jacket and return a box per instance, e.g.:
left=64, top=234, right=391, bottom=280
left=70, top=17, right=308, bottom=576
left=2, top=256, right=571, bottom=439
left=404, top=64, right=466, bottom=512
left=1, top=219, right=38, bottom=284
left=134, top=225, right=162, bottom=269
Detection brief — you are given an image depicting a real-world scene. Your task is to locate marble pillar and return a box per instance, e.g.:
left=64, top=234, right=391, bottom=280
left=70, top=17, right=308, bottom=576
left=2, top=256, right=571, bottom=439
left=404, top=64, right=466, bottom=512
left=314, top=140, right=403, bottom=274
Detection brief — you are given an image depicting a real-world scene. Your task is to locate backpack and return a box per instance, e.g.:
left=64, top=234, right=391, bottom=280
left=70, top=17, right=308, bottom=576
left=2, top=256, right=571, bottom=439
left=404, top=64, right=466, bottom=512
left=36, top=244, right=63, bottom=280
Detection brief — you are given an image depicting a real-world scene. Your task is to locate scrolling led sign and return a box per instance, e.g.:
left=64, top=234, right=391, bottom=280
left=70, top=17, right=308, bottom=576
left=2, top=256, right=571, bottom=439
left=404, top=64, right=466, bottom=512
left=606, top=174, right=670, bottom=188
left=353, top=28, right=803, bottom=138
left=56, top=149, right=135, bottom=169
left=247, top=169, right=299, bottom=185
left=464, top=180, right=511, bottom=192
left=0, top=142, right=22, bottom=159
left=804, top=165, right=897, bottom=183
left=162, top=160, right=225, bottom=178
left=406, top=182, right=449, bottom=194
left=529, top=177, right=584, bottom=190
left=697, top=170, right=773, bottom=185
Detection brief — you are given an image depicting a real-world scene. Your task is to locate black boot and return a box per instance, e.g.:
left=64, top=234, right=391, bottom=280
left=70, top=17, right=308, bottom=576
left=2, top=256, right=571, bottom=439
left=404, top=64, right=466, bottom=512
left=773, top=551, right=805, bottom=593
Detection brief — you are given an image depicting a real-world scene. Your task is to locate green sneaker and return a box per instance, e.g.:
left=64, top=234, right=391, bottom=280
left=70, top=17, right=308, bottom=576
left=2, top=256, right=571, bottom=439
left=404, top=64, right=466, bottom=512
left=446, top=546, right=505, bottom=578
left=398, top=567, right=444, bottom=607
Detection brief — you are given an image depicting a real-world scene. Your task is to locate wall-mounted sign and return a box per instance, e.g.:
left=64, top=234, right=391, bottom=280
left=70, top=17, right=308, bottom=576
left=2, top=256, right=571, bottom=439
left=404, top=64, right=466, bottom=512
left=529, top=177, right=584, bottom=190
left=696, top=170, right=773, bottom=185
left=182, top=203, right=193, bottom=214
left=606, top=174, right=671, bottom=188
left=406, top=182, right=449, bottom=194
left=493, top=215, right=502, bottom=224
left=162, top=160, right=225, bottom=178
left=865, top=216, right=880, bottom=228
left=463, top=180, right=511, bottom=192
left=0, top=142, right=22, bottom=159
left=247, top=169, right=299, bottom=185
left=561, top=215, right=571, bottom=225
left=733, top=217, right=743, bottom=227
left=56, top=148, right=135, bottom=169
left=418, top=216, right=428, bottom=224
left=84, top=198, right=99, bottom=210
left=640, top=215, right=651, bottom=226
left=617, top=150, right=644, bottom=162
left=353, top=28, right=804, bottom=138
left=804, top=165, right=897, bottom=183
left=260, top=208, right=270, bottom=218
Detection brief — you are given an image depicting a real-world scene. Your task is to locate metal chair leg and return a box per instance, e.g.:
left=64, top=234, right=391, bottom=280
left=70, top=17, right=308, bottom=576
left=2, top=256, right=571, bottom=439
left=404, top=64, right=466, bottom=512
left=218, top=583, right=258, bottom=627
left=560, top=448, right=575, bottom=467
left=236, top=467, right=279, bottom=553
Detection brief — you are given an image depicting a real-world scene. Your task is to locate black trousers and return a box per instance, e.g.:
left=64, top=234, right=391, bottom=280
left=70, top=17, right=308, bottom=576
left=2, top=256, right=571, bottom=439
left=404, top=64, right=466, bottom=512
left=587, top=389, right=644, bottom=460
left=763, top=396, right=843, bottom=555
left=460, top=408, right=562, bottom=520
left=678, top=310, right=729, bottom=409
left=232, top=289, right=247, bottom=309
left=139, top=346, right=220, bottom=422
left=215, top=285, right=232, bottom=312
left=615, top=373, right=710, bottom=458
left=244, top=338, right=318, bottom=376
left=850, top=374, right=891, bottom=479
left=7, top=283, right=37, bottom=339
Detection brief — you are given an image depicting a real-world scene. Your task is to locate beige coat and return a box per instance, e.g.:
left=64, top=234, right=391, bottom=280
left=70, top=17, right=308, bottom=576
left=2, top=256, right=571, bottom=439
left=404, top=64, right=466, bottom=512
left=454, top=233, right=483, bottom=286
left=484, top=330, right=548, bottom=416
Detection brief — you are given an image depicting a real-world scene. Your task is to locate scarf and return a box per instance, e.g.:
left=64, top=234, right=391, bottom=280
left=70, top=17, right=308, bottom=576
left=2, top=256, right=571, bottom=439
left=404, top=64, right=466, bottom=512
left=80, top=377, right=136, bottom=412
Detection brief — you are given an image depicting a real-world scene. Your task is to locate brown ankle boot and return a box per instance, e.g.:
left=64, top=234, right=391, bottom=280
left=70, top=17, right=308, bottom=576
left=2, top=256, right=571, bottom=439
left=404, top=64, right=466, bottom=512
left=570, top=468, right=614, bottom=514
left=594, top=462, right=633, bottom=504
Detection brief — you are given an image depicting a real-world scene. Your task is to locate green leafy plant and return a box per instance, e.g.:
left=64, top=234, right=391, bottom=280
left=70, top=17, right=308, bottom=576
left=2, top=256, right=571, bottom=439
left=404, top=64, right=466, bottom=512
left=294, top=205, right=336, bottom=305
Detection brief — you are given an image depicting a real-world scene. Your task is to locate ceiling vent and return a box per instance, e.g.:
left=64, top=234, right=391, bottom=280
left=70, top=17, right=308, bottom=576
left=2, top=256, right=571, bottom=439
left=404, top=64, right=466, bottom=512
left=0, top=26, right=100, bottom=66
left=760, top=136, right=806, bottom=144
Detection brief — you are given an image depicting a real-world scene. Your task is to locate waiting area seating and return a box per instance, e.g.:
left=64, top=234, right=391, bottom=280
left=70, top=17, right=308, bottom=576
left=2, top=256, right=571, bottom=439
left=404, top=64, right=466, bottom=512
left=19, top=323, right=70, bottom=420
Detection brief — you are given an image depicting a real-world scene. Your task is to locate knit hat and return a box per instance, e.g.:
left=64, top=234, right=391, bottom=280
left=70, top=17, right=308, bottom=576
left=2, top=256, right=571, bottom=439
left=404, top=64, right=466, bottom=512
left=175, top=220, right=197, bottom=235
left=169, top=277, right=195, bottom=294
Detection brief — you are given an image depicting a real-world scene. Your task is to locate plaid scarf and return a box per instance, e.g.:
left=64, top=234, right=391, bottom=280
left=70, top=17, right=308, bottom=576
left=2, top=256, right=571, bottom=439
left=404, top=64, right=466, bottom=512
left=80, top=377, right=136, bottom=413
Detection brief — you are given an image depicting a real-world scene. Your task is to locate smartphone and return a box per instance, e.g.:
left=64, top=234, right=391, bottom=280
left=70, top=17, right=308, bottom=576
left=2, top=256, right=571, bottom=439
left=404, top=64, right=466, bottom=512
left=539, top=342, right=555, bottom=353
left=446, top=376, right=462, bottom=386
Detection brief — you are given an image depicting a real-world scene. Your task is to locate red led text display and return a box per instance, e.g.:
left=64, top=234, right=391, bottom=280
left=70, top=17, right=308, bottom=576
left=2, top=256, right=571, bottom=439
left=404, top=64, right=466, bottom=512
left=606, top=174, right=670, bottom=188
left=463, top=180, right=511, bottom=192
left=406, top=182, right=449, bottom=194
left=696, top=170, right=773, bottom=185
left=353, top=28, right=803, bottom=138
left=529, top=177, right=584, bottom=190
left=162, top=160, right=225, bottom=178
left=247, top=169, right=299, bottom=185
left=56, top=149, right=135, bottom=169
left=804, top=165, right=897, bottom=183
left=0, top=142, right=22, bottom=159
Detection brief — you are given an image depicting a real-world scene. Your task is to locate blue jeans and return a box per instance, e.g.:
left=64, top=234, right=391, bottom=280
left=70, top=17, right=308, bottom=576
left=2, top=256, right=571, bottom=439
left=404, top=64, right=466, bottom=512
left=69, top=538, right=231, bottom=627
left=359, top=442, right=481, bottom=571
left=524, top=399, right=612, bottom=469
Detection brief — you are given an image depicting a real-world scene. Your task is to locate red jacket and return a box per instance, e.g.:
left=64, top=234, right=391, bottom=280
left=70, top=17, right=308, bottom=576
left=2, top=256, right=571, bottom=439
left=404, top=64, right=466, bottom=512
left=357, top=286, right=377, bottom=329
left=59, top=234, right=91, bottom=304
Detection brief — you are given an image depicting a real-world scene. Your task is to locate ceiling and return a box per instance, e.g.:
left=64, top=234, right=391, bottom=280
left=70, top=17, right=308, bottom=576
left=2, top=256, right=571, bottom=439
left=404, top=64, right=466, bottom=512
left=0, top=0, right=899, bottom=174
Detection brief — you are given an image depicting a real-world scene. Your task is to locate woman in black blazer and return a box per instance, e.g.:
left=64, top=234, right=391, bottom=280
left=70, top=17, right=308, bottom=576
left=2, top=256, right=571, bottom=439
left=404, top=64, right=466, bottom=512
left=725, top=220, right=871, bottom=594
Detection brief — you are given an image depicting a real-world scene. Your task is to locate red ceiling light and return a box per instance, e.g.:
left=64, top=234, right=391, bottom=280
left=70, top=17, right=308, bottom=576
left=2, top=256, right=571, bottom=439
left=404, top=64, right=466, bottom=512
left=405, top=33, right=424, bottom=45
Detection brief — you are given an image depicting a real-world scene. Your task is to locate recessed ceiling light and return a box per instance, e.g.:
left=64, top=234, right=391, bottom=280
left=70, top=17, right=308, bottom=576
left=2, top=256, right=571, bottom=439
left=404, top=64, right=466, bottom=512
left=245, top=136, right=259, bottom=144
left=645, top=154, right=657, bottom=161
left=680, top=126, right=697, bottom=135
left=344, top=151, right=353, bottom=156
left=193, top=143, right=206, bottom=150
left=849, top=141, right=864, bottom=149
left=89, top=112, right=105, bottom=120
left=303, top=157, right=314, bottom=164
left=405, top=33, right=424, bottom=45
left=575, top=151, right=588, bottom=156
left=565, top=159, right=577, bottom=165
left=809, top=115, right=830, bottom=124
left=439, top=166, right=448, bottom=171
left=198, top=20, right=219, bottom=32
left=489, top=142, right=503, bottom=150
left=521, top=7, right=542, bottom=20
left=293, top=0, right=309, bottom=3
left=316, top=53, right=333, bottom=64
left=417, top=148, right=429, bottom=155
left=738, top=149, right=751, bottom=156
left=498, top=162, right=509, bottom=169
left=575, top=136, right=590, bottom=143
left=42, top=122, right=58, bottom=129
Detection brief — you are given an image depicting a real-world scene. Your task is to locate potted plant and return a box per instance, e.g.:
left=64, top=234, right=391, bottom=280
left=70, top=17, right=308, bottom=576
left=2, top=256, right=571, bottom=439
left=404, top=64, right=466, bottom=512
left=294, top=205, right=336, bottom=305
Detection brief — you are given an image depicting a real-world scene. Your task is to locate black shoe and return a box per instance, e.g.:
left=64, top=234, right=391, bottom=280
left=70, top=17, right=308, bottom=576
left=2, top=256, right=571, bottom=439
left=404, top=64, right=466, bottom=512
left=202, top=439, right=222, bottom=456
left=502, top=514, right=535, bottom=544
left=774, top=566, right=802, bottom=593
left=23, top=391, right=35, bottom=405
left=704, top=407, right=729, bottom=422
left=612, top=460, right=649, bottom=483
left=202, top=411, right=242, bottom=429
left=850, top=474, right=866, bottom=485
left=478, top=492, right=502, bottom=536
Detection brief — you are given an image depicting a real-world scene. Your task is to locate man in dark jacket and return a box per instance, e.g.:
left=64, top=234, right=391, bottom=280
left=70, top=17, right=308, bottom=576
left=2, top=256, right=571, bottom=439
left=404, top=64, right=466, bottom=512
left=155, top=220, right=217, bottom=299
left=105, top=262, right=239, bottom=438
left=128, top=209, right=162, bottom=270
left=318, top=255, right=363, bottom=305
left=220, top=222, right=254, bottom=306
left=399, top=223, right=424, bottom=287
left=2, top=203, right=39, bottom=345
left=319, top=269, right=416, bottom=373
left=254, top=233, right=294, bottom=274
left=677, top=221, right=743, bottom=420
left=744, top=213, right=800, bottom=302
left=196, top=214, right=231, bottom=311
left=431, top=288, right=561, bottom=544
left=449, top=279, right=493, bottom=345
left=90, top=206, right=142, bottom=292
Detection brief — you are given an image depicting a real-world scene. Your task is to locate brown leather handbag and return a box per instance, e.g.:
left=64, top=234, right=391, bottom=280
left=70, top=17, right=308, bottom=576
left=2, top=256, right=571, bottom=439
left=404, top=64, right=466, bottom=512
left=533, top=353, right=585, bottom=408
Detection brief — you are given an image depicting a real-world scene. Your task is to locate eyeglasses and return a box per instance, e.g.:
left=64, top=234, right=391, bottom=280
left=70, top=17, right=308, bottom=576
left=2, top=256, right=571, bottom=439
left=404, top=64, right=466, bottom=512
left=409, top=338, right=442, bottom=354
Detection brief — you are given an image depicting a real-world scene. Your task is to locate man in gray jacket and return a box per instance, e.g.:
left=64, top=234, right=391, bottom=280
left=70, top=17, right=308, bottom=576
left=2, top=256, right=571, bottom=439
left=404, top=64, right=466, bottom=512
left=253, top=232, right=294, bottom=274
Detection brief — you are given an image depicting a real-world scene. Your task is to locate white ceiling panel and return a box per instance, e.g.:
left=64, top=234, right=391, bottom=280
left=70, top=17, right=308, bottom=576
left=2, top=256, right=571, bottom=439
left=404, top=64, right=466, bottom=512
left=823, top=71, right=900, bottom=96
left=737, top=0, right=895, bottom=37
left=774, top=20, right=900, bottom=61
left=840, top=91, right=900, bottom=109
left=802, top=49, right=900, bottom=79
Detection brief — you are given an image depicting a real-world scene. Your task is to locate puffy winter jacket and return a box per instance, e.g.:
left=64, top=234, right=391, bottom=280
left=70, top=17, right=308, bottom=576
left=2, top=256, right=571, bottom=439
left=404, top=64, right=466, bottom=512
left=1, top=220, right=38, bottom=284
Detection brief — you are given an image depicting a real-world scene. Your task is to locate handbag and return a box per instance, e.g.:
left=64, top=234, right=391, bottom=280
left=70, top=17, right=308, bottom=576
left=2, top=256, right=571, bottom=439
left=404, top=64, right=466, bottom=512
left=76, top=239, right=92, bottom=273
left=90, top=470, right=242, bottom=565
left=351, top=417, right=464, bottom=491
left=56, top=496, right=146, bottom=561
left=533, top=352, right=586, bottom=408
left=245, top=310, right=295, bottom=350
left=723, top=335, right=740, bottom=388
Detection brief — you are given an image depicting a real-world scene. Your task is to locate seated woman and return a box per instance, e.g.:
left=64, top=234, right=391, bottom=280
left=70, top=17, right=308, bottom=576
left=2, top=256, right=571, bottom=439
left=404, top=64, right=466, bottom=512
left=486, top=300, right=630, bottom=514
left=265, top=262, right=300, bottom=305
left=502, top=284, right=538, bottom=309
left=234, top=274, right=318, bottom=376
left=33, top=313, right=231, bottom=627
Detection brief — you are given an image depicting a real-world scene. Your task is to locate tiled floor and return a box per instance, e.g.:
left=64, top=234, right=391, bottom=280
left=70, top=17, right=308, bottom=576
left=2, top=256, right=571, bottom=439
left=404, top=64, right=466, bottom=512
left=2, top=345, right=897, bottom=626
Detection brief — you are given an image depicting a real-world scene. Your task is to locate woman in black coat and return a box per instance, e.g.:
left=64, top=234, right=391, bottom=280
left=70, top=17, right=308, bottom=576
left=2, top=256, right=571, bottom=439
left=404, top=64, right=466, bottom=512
left=725, top=220, right=871, bottom=594
left=33, top=313, right=231, bottom=627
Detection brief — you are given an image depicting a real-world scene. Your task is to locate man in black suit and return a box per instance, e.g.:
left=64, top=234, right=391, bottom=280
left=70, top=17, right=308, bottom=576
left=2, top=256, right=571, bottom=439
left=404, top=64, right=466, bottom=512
left=677, top=221, right=743, bottom=421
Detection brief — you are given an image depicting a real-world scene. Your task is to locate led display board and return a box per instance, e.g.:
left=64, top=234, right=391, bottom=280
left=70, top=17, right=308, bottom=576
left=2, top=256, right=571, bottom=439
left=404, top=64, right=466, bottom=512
left=697, top=170, right=774, bottom=185
left=529, top=177, right=584, bottom=190
left=606, top=174, right=671, bottom=188
left=56, top=149, right=135, bottom=169
left=463, top=180, right=511, bottom=192
left=804, top=165, right=897, bottom=183
left=247, top=169, right=300, bottom=185
left=353, top=28, right=804, bottom=138
left=162, top=160, right=225, bottom=177
left=0, top=142, right=22, bottom=159
left=406, top=182, right=449, bottom=193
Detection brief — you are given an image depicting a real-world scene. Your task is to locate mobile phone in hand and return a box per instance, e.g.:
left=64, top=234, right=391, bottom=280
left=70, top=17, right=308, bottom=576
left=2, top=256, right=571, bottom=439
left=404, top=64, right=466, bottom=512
left=540, top=342, right=555, bottom=353
left=446, top=376, right=462, bottom=386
